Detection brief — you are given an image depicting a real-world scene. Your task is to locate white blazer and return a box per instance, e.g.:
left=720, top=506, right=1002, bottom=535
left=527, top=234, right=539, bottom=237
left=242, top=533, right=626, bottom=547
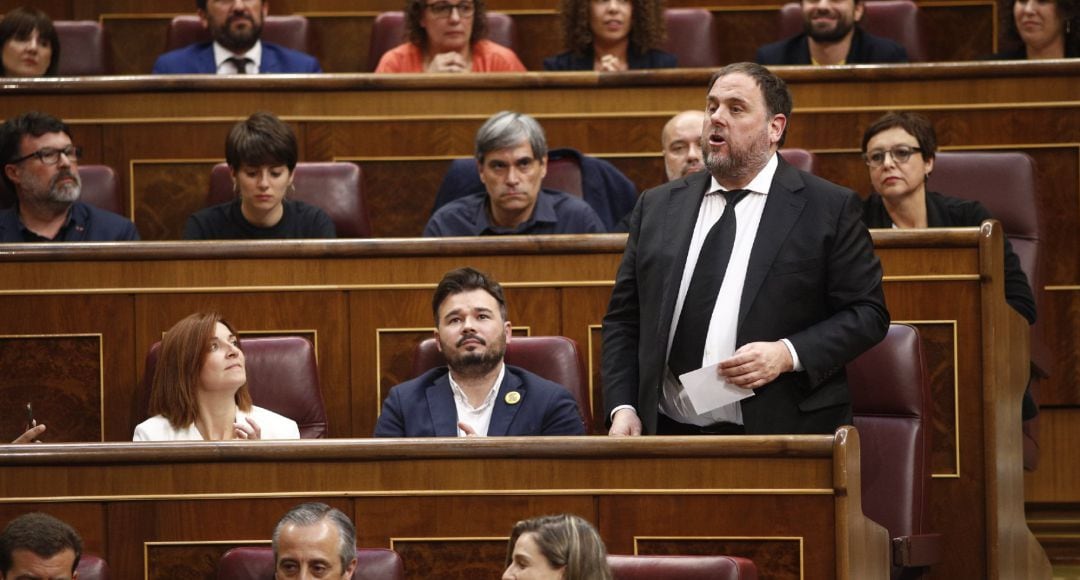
left=133, top=405, right=301, bottom=441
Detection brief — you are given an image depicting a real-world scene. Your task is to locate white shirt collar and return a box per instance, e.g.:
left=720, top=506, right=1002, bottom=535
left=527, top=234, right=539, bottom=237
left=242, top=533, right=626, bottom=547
left=213, top=40, right=263, bottom=74
left=707, top=152, right=780, bottom=196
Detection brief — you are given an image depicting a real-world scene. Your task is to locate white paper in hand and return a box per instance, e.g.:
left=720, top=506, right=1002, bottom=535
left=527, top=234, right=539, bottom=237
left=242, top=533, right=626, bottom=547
left=678, top=363, right=755, bottom=415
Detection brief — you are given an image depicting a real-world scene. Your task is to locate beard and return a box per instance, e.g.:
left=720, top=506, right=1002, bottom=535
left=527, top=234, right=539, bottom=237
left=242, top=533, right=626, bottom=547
left=212, top=14, right=262, bottom=53
left=804, top=12, right=856, bottom=43
left=702, top=126, right=773, bottom=184
left=22, top=168, right=81, bottom=210
left=443, top=332, right=507, bottom=379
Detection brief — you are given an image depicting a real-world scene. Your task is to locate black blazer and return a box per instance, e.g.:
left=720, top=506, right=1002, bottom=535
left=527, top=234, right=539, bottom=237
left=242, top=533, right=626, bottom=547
left=601, top=158, right=889, bottom=435
left=543, top=45, right=677, bottom=70
left=756, top=27, right=908, bottom=65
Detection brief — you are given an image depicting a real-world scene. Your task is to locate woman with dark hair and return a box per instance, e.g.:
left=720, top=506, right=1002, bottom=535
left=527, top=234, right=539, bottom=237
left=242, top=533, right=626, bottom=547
left=544, top=0, right=675, bottom=71
left=0, top=7, right=60, bottom=77
left=184, top=112, right=335, bottom=240
left=375, top=0, right=526, bottom=72
left=503, top=514, right=613, bottom=580
left=860, top=111, right=1039, bottom=423
left=993, top=0, right=1079, bottom=59
left=133, top=312, right=300, bottom=441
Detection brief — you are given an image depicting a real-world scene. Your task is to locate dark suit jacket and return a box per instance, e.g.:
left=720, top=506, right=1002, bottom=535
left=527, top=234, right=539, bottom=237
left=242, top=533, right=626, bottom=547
left=0, top=202, right=140, bottom=242
left=543, top=45, right=678, bottom=70
left=152, top=41, right=322, bottom=74
left=373, top=365, right=586, bottom=437
left=601, top=157, right=889, bottom=435
left=755, top=27, right=908, bottom=65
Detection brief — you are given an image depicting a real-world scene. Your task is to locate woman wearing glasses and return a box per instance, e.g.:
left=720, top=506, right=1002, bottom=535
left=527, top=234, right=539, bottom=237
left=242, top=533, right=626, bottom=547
left=375, top=0, right=526, bottom=72
left=860, top=110, right=1039, bottom=422
left=544, top=0, right=674, bottom=71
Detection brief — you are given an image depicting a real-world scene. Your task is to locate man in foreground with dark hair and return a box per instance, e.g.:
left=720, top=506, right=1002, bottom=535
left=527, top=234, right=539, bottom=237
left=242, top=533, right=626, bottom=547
left=0, top=512, right=83, bottom=579
left=153, top=0, right=321, bottom=74
left=1, top=111, right=139, bottom=242
left=375, top=267, right=586, bottom=437
left=273, top=502, right=357, bottom=579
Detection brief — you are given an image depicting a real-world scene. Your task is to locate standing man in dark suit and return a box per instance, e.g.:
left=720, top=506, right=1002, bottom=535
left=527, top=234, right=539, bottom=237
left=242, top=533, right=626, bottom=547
left=375, top=267, right=586, bottom=437
left=755, top=0, right=907, bottom=65
left=152, top=0, right=322, bottom=74
left=602, top=62, right=888, bottom=436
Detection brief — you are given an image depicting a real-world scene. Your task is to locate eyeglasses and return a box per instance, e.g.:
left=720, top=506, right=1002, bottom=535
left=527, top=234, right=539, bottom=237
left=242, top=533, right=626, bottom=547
left=425, top=1, right=475, bottom=18
left=863, top=146, right=921, bottom=168
left=484, top=156, right=540, bottom=176
left=7, top=145, right=82, bottom=166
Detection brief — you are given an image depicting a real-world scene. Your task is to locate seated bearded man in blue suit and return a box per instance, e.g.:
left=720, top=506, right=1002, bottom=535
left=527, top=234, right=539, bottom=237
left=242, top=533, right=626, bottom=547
left=375, top=267, right=586, bottom=437
left=153, top=0, right=322, bottom=74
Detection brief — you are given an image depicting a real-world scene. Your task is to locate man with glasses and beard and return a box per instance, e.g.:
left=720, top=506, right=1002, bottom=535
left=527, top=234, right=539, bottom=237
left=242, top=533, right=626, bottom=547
left=602, top=63, right=887, bottom=437
left=374, top=267, right=586, bottom=437
left=153, top=0, right=321, bottom=74
left=1, top=111, right=139, bottom=242
left=755, top=0, right=907, bottom=65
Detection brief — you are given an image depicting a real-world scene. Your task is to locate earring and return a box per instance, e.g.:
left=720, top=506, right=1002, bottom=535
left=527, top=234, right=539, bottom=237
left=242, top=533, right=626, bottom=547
left=286, top=183, right=296, bottom=198
left=232, top=181, right=239, bottom=196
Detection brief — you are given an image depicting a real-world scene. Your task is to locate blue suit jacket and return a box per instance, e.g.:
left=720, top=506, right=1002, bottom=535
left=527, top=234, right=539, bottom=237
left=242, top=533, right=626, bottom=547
left=152, top=41, right=322, bottom=74
left=373, top=365, right=586, bottom=437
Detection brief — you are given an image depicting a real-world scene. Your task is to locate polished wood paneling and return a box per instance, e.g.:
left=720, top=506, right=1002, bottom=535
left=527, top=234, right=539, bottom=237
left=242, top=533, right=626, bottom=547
left=0, top=336, right=102, bottom=443
left=0, top=226, right=1054, bottom=579
left=0, top=433, right=889, bottom=580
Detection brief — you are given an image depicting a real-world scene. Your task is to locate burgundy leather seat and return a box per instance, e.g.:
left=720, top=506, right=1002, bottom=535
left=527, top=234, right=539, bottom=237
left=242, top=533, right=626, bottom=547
left=142, top=336, right=328, bottom=438
left=165, top=15, right=315, bottom=54
left=366, top=11, right=516, bottom=71
left=929, top=151, right=1046, bottom=469
left=216, top=546, right=404, bottom=580
left=543, top=154, right=585, bottom=198
left=76, top=553, right=110, bottom=580
left=777, top=0, right=925, bottom=62
left=662, top=9, right=721, bottom=67
left=411, top=335, right=593, bottom=433
left=778, top=148, right=816, bottom=174
left=207, top=162, right=372, bottom=238
left=608, top=554, right=757, bottom=579
left=0, top=164, right=124, bottom=217
left=54, top=20, right=110, bottom=75
left=848, top=323, right=941, bottom=578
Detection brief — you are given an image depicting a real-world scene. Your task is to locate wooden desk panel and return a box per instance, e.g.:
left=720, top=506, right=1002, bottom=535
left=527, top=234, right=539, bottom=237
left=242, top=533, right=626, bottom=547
left=0, top=433, right=888, bottom=580
left=0, top=226, right=1054, bottom=579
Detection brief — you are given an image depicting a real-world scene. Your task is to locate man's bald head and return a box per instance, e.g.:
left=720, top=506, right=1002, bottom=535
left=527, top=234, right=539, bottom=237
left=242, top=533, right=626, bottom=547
left=662, top=110, right=707, bottom=181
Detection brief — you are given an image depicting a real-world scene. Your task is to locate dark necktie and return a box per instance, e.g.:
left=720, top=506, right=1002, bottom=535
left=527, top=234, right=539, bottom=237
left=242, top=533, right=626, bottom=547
left=227, top=57, right=252, bottom=74
left=668, top=189, right=751, bottom=378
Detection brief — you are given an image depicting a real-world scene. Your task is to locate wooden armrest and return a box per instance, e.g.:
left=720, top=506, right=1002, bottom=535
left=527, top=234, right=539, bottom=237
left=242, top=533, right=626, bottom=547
left=892, top=533, right=943, bottom=567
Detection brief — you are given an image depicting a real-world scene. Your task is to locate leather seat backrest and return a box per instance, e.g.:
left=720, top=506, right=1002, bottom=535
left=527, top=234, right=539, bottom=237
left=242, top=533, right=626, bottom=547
left=141, top=335, right=328, bottom=438
left=55, top=20, right=110, bottom=75
left=662, top=9, right=721, bottom=67
left=607, top=554, right=758, bottom=579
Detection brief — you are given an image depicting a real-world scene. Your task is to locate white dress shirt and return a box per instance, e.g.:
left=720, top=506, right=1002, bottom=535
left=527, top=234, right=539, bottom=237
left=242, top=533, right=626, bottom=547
left=213, top=41, right=263, bottom=74
left=659, top=153, right=801, bottom=426
left=449, top=363, right=506, bottom=436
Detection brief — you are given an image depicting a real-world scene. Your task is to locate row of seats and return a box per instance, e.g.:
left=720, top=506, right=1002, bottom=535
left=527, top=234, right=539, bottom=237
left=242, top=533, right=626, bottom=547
left=73, top=548, right=760, bottom=579
left=52, top=1, right=925, bottom=75
left=144, top=323, right=937, bottom=577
